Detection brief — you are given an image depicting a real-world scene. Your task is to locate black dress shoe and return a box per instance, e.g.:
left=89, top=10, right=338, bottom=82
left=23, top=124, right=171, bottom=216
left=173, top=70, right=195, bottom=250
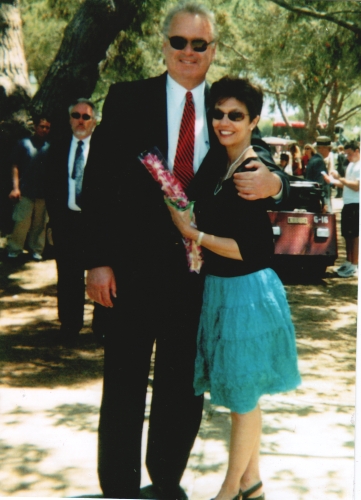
left=139, top=485, right=188, bottom=500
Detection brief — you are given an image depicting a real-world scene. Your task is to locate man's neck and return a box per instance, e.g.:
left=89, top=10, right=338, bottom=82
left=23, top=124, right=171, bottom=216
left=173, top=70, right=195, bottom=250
left=167, top=73, right=205, bottom=92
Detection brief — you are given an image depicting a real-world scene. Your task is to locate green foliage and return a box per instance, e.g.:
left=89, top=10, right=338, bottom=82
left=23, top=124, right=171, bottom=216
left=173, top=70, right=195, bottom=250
left=93, top=0, right=167, bottom=106
left=21, top=0, right=83, bottom=83
left=258, top=118, right=273, bottom=137
left=19, top=0, right=361, bottom=134
left=211, top=0, right=361, bottom=139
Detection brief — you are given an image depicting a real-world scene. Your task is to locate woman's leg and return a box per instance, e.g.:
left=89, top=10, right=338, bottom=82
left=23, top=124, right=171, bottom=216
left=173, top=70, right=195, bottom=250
left=214, top=404, right=263, bottom=500
left=240, top=405, right=263, bottom=496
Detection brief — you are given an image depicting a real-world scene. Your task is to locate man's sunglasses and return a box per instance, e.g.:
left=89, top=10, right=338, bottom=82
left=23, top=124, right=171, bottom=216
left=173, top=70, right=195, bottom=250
left=212, top=109, right=249, bottom=122
left=71, top=112, right=92, bottom=120
left=168, top=36, right=214, bottom=52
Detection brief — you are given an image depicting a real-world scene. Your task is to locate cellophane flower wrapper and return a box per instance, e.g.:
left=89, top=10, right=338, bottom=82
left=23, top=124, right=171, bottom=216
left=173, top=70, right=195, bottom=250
left=138, top=147, right=203, bottom=273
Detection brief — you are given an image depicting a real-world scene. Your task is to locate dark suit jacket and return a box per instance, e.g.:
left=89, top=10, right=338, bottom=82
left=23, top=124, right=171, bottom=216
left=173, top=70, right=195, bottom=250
left=45, top=133, right=74, bottom=232
left=305, top=152, right=326, bottom=184
left=305, top=152, right=329, bottom=202
left=82, top=72, right=289, bottom=285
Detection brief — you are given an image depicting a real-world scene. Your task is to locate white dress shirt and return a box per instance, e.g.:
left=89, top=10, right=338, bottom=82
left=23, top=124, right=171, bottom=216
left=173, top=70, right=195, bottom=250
left=343, top=160, right=360, bottom=205
left=68, top=135, right=91, bottom=211
left=166, top=75, right=210, bottom=173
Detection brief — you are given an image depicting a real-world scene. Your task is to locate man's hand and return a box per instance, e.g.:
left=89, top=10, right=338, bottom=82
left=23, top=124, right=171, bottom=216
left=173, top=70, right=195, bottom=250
left=9, top=188, right=21, bottom=200
left=329, top=169, right=340, bottom=179
left=86, top=266, right=117, bottom=308
left=322, top=171, right=339, bottom=186
left=233, top=161, right=282, bottom=200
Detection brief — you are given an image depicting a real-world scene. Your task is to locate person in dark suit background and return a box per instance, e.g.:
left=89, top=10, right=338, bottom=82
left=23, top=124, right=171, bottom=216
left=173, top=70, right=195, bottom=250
left=305, top=135, right=332, bottom=212
left=46, top=98, right=98, bottom=343
left=82, top=3, right=289, bottom=499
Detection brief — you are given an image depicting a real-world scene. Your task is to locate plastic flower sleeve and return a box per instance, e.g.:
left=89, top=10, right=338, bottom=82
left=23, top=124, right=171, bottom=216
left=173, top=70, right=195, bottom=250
left=138, top=147, right=203, bottom=273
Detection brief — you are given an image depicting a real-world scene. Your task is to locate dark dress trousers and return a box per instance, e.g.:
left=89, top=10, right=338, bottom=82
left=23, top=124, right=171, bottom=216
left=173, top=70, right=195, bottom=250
left=45, top=134, right=86, bottom=335
left=82, top=72, right=289, bottom=499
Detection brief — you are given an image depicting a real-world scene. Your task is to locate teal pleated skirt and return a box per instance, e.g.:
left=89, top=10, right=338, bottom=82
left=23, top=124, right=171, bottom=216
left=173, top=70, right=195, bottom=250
left=194, top=268, right=301, bottom=413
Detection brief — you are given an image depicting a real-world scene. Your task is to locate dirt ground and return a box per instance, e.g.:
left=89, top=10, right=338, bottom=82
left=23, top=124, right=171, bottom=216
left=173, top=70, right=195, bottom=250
left=0, top=198, right=358, bottom=500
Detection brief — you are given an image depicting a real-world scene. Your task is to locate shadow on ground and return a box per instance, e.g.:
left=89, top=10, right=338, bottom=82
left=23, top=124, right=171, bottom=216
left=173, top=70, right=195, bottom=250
left=0, top=325, right=104, bottom=388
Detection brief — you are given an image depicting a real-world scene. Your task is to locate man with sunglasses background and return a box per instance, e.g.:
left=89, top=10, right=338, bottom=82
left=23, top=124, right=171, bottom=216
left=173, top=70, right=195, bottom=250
left=82, top=3, right=289, bottom=499
left=46, top=98, right=97, bottom=344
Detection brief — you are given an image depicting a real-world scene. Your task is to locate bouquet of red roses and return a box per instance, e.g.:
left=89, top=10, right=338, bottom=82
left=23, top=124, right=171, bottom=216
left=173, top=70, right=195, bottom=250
left=139, top=147, right=203, bottom=273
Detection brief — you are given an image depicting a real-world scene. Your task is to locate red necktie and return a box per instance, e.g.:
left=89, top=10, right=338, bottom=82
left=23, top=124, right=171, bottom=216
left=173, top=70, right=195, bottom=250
left=173, top=91, right=195, bottom=189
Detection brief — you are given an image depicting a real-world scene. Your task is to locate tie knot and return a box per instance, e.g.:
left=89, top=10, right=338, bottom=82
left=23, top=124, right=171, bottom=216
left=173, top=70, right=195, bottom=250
left=186, top=91, right=193, bottom=103
left=78, top=140, right=84, bottom=147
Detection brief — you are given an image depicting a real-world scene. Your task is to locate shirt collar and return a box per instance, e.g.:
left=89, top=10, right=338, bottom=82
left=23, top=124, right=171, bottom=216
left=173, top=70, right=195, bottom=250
left=166, top=74, right=206, bottom=106
left=72, top=134, right=92, bottom=145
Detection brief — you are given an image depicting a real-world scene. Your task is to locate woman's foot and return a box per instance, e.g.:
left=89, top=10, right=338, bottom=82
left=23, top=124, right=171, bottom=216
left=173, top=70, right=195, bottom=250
left=240, top=480, right=263, bottom=498
left=212, top=485, right=242, bottom=500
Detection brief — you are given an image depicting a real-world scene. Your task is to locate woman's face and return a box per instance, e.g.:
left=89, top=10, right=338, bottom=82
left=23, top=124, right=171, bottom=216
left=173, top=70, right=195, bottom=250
left=212, top=97, right=259, bottom=150
left=304, top=146, right=312, bottom=158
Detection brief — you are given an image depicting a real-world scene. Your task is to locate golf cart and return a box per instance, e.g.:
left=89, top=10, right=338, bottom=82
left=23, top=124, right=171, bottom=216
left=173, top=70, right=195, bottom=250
left=263, top=137, right=338, bottom=278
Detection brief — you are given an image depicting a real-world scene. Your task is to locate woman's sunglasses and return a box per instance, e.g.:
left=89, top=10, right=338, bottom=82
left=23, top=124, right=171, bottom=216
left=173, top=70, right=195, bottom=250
left=168, top=36, right=214, bottom=53
left=212, top=109, right=249, bottom=122
left=71, top=112, right=92, bottom=120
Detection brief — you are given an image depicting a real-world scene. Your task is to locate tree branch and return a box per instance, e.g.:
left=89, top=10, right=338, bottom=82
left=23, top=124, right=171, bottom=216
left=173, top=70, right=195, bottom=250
left=31, top=0, right=140, bottom=128
left=337, top=104, right=361, bottom=122
left=269, top=0, right=361, bottom=37
left=218, top=41, right=250, bottom=61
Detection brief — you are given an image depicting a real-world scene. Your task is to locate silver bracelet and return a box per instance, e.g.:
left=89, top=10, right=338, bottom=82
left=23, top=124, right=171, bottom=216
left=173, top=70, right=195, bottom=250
left=196, top=231, right=205, bottom=246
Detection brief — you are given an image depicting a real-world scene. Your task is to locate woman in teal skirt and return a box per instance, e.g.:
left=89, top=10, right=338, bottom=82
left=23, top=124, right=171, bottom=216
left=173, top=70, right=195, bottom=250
left=167, top=76, right=301, bottom=500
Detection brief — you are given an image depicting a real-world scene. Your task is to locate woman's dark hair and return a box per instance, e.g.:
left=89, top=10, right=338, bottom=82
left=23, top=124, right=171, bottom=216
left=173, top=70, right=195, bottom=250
left=210, top=76, right=263, bottom=121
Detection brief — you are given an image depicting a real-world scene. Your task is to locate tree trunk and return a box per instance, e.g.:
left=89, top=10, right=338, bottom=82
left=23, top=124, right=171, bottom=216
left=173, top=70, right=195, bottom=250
left=31, top=0, right=139, bottom=130
left=0, top=0, right=32, bottom=121
left=275, top=92, right=297, bottom=139
left=0, top=1, right=33, bottom=234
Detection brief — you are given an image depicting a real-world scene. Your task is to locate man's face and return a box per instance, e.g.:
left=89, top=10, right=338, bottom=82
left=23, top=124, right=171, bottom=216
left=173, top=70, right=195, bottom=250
left=69, top=103, right=96, bottom=139
left=162, top=12, right=216, bottom=90
left=345, top=148, right=360, bottom=163
left=34, top=120, right=51, bottom=139
left=317, top=145, right=330, bottom=159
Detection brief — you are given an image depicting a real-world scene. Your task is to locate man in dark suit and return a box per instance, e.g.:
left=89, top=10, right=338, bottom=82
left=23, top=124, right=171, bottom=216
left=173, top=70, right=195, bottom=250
left=46, top=99, right=97, bottom=343
left=82, top=3, right=289, bottom=499
left=305, top=135, right=332, bottom=212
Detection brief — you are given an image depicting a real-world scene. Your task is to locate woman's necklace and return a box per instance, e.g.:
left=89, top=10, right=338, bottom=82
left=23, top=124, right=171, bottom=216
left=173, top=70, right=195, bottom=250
left=214, top=144, right=253, bottom=195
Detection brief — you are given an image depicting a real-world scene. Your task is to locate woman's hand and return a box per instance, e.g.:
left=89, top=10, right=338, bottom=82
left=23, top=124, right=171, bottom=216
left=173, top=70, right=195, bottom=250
left=167, top=204, right=197, bottom=240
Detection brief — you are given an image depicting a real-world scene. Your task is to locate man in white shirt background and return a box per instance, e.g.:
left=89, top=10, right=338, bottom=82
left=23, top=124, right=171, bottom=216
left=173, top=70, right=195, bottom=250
left=323, top=140, right=360, bottom=278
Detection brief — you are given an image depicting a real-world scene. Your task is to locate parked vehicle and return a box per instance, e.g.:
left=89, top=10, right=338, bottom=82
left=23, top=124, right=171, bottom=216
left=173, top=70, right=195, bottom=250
left=260, top=135, right=338, bottom=278
left=268, top=179, right=338, bottom=279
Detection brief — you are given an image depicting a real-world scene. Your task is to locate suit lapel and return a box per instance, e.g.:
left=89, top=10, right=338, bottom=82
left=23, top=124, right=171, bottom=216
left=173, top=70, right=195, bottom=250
left=144, top=73, right=168, bottom=159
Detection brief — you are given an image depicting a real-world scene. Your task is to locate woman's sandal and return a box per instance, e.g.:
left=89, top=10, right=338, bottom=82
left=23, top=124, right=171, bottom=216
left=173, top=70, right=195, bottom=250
left=209, top=482, right=264, bottom=500
left=240, top=481, right=265, bottom=499
left=209, top=492, right=243, bottom=500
